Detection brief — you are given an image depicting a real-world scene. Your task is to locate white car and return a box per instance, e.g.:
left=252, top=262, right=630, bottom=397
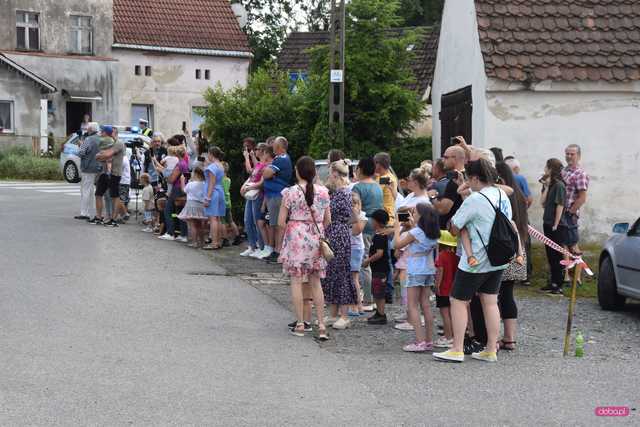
left=59, top=130, right=149, bottom=185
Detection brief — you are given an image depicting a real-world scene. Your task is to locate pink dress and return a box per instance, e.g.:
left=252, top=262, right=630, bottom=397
left=278, top=184, right=331, bottom=278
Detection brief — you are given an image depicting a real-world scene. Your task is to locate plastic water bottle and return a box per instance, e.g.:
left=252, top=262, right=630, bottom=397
left=575, top=331, right=584, bottom=358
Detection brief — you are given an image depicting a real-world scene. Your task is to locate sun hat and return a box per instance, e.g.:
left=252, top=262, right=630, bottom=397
left=438, top=230, right=458, bottom=247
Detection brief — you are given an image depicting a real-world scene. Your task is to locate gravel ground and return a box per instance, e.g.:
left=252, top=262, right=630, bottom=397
left=214, top=246, right=640, bottom=362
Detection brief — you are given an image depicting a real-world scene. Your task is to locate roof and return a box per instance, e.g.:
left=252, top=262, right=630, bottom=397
left=0, top=53, right=56, bottom=93
left=113, top=0, right=251, bottom=57
left=476, top=0, right=640, bottom=82
left=277, top=27, right=440, bottom=95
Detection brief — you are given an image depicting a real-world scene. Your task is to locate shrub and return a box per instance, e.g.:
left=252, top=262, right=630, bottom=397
left=0, top=148, right=60, bottom=181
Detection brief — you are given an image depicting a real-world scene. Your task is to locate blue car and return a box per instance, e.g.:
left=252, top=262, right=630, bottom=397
left=598, top=218, right=640, bottom=310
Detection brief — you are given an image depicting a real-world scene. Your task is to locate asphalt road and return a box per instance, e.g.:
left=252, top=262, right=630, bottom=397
left=1, top=182, right=638, bottom=426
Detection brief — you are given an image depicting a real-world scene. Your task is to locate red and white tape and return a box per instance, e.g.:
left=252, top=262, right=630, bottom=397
left=528, top=225, right=594, bottom=276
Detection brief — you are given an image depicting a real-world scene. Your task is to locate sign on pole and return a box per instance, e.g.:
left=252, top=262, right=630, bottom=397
left=330, top=69, right=344, bottom=83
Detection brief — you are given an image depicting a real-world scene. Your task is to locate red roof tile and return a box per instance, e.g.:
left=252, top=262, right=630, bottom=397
left=113, top=0, right=250, bottom=53
left=476, top=0, right=640, bottom=82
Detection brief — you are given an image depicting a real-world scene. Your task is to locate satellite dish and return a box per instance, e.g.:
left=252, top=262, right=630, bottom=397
left=231, top=3, right=248, bottom=28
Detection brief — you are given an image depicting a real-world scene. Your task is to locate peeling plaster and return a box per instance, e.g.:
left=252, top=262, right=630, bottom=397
left=152, top=65, right=183, bottom=85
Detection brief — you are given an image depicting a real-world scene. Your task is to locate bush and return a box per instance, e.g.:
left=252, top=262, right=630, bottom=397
left=0, top=147, right=60, bottom=181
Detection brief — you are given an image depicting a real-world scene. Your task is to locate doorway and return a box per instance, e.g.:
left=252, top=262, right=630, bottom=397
left=66, top=101, right=92, bottom=136
left=439, top=85, right=472, bottom=155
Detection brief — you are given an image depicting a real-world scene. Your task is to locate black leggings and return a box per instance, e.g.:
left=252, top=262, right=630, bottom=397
left=498, top=280, right=518, bottom=320
left=543, top=223, right=566, bottom=286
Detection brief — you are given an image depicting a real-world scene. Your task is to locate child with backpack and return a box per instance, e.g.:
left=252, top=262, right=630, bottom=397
left=392, top=203, right=441, bottom=352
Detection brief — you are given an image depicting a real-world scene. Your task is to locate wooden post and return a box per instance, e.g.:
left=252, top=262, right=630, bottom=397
left=563, top=264, right=583, bottom=357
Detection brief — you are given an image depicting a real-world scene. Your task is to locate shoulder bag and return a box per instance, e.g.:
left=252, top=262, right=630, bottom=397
left=297, top=184, right=334, bottom=262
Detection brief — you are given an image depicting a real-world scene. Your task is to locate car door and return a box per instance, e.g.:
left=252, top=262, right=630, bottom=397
left=615, top=218, right=640, bottom=297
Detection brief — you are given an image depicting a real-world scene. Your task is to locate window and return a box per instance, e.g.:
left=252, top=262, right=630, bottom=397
left=145, top=66, right=152, bottom=76
left=204, top=70, right=210, bottom=80
left=195, top=69, right=201, bottom=79
left=131, top=104, right=153, bottom=128
left=0, top=101, right=14, bottom=133
left=70, top=15, right=92, bottom=54
left=135, top=65, right=141, bottom=75
left=16, top=11, right=39, bottom=50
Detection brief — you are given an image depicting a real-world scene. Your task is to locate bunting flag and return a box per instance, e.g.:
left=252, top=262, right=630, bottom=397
left=528, top=225, right=594, bottom=276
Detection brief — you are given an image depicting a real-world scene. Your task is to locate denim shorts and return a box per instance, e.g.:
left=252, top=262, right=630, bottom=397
left=406, top=274, right=435, bottom=288
left=350, top=247, right=364, bottom=272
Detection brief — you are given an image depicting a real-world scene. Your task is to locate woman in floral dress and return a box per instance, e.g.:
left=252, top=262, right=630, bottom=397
left=322, top=160, right=357, bottom=330
left=278, top=156, right=331, bottom=339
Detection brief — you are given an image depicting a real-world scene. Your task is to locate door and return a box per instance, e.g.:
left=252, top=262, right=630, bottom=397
left=616, top=218, right=640, bottom=297
left=439, top=85, right=472, bottom=155
left=66, top=101, right=92, bottom=136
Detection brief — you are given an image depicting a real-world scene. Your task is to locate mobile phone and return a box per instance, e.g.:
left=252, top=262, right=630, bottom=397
left=379, top=177, right=391, bottom=185
left=182, top=121, right=187, bottom=132
left=398, top=212, right=411, bottom=222
left=197, top=156, right=205, bottom=162
left=450, top=136, right=461, bottom=145
left=446, top=170, right=459, bottom=181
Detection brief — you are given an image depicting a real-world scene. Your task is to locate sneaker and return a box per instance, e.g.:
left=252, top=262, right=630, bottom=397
left=362, top=304, right=376, bottom=312
left=250, top=248, right=266, bottom=258
left=176, top=236, right=188, bottom=243
left=74, top=215, right=89, bottom=220
left=264, top=252, right=280, bottom=264
left=393, top=312, right=408, bottom=322
left=232, top=236, right=243, bottom=246
left=88, top=217, right=103, bottom=225
left=103, top=220, right=119, bottom=227
left=463, top=337, right=485, bottom=355
left=472, top=350, right=498, bottom=363
left=434, top=337, right=453, bottom=348
left=256, top=248, right=273, bottom=259
left=403, top=341, right=429, bottom=352
left=287, top=321, right=312, bottom=332
left=433, top=350, right=464, bottom=363
left=158, top=234, right=175, bottom=241
left=550, top=286, right=564, bottom=295
left=367, top=311, right=388, bottom=325
left=240, top=248, right=255, bottom=257
left=540, top=284, right=556, bottom=292
left=394, top=321, right=414, bottom=331
left=141, top=226, right=154, bottom=233
left=332, top=318, right=351, bottom=330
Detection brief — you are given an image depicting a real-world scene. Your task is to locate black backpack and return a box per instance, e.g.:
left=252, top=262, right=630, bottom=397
left=475, top=189, right=518, bottom=266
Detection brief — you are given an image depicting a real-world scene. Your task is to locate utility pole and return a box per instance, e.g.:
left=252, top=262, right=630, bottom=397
left=328, top=0, right=345, bottom=148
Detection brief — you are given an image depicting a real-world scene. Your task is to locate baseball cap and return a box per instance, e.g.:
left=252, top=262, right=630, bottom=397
left=100, top=125, right=114, bottom=136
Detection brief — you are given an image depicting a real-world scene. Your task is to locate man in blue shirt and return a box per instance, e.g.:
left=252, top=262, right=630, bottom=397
left=261, top=136, right=293, bottom=263
left=505, top=157, right=532, bottom=207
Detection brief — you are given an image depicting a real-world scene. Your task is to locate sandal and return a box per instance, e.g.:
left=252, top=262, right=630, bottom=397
left=317, top=325, right=329, bottom=341
left=499, top=340, right=516, bottom=351
left=201, top=244, right=221, bottom=250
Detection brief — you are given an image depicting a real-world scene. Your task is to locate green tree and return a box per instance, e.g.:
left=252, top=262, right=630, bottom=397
left=397, top=0, right=444, bottom=26
left=234, top=0, right=330, bottom=70
left=306, top=0, right=425, bottom=158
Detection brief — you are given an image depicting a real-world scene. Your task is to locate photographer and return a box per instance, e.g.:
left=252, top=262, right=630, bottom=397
left=144, top=132, right=167, bottom=190
left=430, top=142, right=467, bottom=230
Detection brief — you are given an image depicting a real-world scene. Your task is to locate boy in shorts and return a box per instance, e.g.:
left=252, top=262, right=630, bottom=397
left=434, top=231, right=459, bottom=348
left=140, top=173, right=155, bottom=232
left=362, top=209, right=390, bottom=325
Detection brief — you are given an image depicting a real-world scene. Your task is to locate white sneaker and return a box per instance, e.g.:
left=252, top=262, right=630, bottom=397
left=240, top=247, right=255, bottom=257
left=141, top=226, right=153, bottom=233
left=158, top=234, right=175, bottom=241
left=332, top=318, right=351, bottom=330
left=257, top=248, right=273, bottom=259
left=394, top=321, right=414, bottom=331
left=434, top=337, right=453, bottom=348
left=393, top=312, right=408, bottom=322
left=249, top=248, right=264, bottom=258
left=176, top=236, right=188, bottom=243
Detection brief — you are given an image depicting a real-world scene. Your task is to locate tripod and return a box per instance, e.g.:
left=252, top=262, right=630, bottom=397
left=129, top=141, right=144, bottom=221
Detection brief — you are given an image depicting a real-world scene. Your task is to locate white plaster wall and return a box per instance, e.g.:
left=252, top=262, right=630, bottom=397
left=431, top=0, right=487, bottom=158
left=113, top=50, right=249, bottom=136
left=485, top=90, right=640, bottom=241
left=0, top=67, right=42, bottom=145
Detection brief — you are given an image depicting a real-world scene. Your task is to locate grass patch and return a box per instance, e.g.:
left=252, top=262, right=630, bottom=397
left=0, top=146, right=60, bottom=181
left=516, top=242, right=601, bottom=299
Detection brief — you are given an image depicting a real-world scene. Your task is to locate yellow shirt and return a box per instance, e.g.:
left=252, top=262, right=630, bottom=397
left=377, top=172, right=397, bottom=225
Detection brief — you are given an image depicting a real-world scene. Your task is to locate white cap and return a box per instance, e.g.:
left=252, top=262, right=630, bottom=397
left=139, top=118, right=149, bottom=125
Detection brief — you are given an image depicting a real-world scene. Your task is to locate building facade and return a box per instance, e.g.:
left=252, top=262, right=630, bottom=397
left=0, top=0, right=251, bottom=147
left=432, top=0, right=640, bottom=241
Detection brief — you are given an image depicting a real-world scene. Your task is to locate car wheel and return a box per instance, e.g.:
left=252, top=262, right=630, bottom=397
left=63, top=161, right=80, bottom=183
left=597, top=256, right=626, bottom=311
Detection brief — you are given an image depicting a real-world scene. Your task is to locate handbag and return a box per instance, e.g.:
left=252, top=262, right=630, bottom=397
left=297, top=184, right=334, bottom=262
left=242, top=180, right=260, bottom=201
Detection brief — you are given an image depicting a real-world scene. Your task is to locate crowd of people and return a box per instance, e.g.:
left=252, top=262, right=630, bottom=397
left=73, top=121, right=590, bottom=363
